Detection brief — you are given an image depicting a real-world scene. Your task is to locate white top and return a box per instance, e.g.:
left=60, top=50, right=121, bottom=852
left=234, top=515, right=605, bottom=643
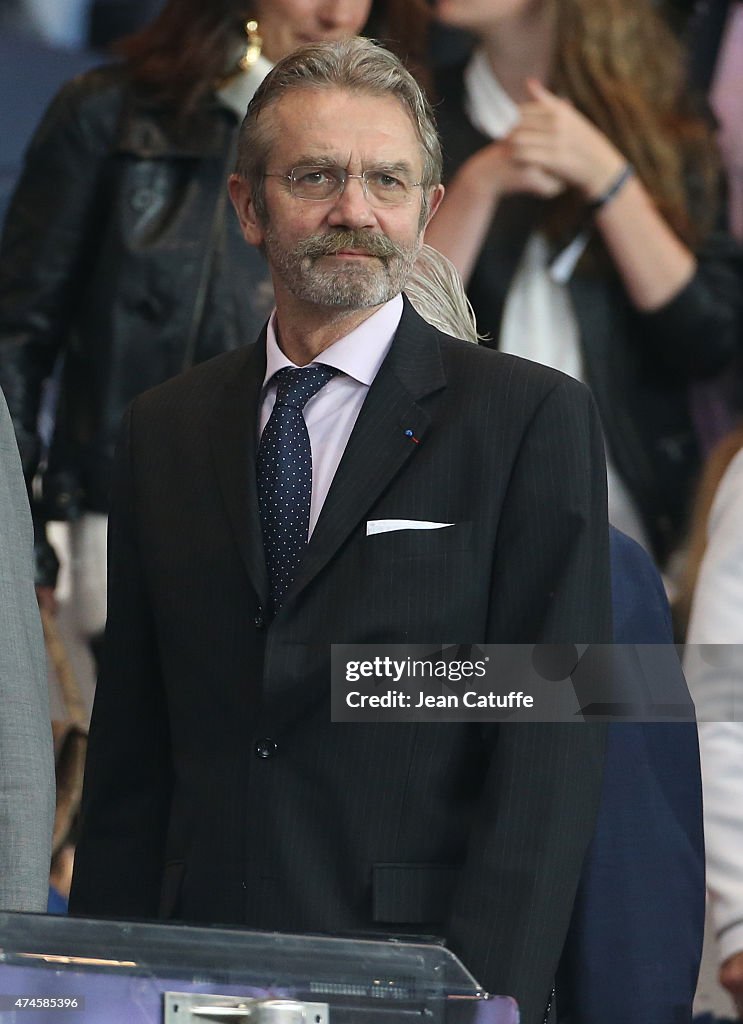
left=464, top=49, right=651, bottom=552
left=684, top=446, right=743, bottom=962
left=217, top=53, right=274, bottom=119
left=260, top=295, right=403, bottom=537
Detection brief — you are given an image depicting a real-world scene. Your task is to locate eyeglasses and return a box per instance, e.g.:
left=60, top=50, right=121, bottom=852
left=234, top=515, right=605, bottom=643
left=265, top=165, right=423, bottom=207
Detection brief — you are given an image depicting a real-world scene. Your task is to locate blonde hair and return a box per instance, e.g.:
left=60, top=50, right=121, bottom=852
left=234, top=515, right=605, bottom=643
left=405, top=244, right=485, bottom=343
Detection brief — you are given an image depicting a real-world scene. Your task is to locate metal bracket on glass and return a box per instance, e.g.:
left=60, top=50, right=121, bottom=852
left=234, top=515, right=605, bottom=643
left=164, top=994, right=329, bottom=1024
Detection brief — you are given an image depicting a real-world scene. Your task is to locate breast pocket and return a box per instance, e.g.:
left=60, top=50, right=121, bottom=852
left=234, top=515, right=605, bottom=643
left=365, top=521, right=473, bottom=559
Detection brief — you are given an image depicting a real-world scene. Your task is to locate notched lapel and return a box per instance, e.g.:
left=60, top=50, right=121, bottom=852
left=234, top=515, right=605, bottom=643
left=284, top=300, right=448, bottom=609
left=209, top=339, right=270, bottom=607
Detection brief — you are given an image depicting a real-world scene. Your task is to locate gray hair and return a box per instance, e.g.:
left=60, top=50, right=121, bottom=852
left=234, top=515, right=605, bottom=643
left=405, top=245, right=486, bottom=344
left=234, top=36, right=442, bottom=222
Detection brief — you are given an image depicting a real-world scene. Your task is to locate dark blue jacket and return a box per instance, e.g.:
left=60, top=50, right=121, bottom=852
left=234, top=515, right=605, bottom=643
left=558, top=527, right=705, bottom=1022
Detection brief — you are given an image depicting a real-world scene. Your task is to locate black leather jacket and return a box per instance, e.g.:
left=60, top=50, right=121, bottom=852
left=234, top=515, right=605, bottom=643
left=0, top=65, right=273, bottom=530
left=435, top=64, right=743, bottom=565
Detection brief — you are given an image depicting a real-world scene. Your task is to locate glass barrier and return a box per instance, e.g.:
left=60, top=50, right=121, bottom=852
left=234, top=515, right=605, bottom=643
left=0, top=913, right=519, bottom=1024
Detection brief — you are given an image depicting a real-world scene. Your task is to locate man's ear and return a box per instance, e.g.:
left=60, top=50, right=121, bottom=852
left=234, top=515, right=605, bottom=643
left=228, top=174, right=265, bottom=247
left=423, top=184, right=445, bottom=227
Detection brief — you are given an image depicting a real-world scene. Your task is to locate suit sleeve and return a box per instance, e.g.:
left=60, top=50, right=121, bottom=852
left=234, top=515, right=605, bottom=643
left=633, top=228, right=743, bottom=378
left=447, top=378, right=611, bottom=1024
left=0, top=389, right=54, bottom=911
left=69, top=401, right=172, bottom=918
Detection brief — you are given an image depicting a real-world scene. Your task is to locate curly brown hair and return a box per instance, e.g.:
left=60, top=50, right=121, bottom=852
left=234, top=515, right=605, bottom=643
left=116, top=0, right=252, bottom=111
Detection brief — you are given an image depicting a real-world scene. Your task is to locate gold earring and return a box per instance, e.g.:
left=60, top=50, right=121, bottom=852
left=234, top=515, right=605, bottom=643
left=238, top=20, right=263, bottom=70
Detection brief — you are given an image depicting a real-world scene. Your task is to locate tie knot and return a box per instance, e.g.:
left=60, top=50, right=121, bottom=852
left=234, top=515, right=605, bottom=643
left=273, top=365, right=339, bottom=411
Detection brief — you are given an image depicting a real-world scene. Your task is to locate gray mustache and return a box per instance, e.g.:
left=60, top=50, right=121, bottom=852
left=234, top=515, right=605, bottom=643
left=295, top=231, right=404, bottom=260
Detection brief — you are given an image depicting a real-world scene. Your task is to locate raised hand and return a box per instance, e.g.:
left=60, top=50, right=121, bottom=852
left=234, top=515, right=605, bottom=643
left=508, top=79, right=626, bottom=200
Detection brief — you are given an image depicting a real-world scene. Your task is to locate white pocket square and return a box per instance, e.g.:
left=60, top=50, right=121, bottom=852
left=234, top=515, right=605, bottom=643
left=366, top=519, right=454, bottom=536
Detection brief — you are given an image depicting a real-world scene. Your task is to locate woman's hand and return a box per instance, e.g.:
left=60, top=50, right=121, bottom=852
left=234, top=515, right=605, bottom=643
left=509, top=79, right=626, bottom=200
left=504, top=77, right=695, bottom=310
left=424, top=136, right=563, bottom=283
left=462, top=136, right=565, bottom=202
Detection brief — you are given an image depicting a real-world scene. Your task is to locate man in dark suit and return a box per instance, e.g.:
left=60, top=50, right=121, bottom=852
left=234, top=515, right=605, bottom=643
left=70, top=38, right=611, bottom=1024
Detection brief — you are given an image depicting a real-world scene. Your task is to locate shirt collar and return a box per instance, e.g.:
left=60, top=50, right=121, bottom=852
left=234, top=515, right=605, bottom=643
left=263, top=294, right=404, bottom=388
left=463, top=48, right=520, bottom=141
left=216, top=53, right=274, bottom=119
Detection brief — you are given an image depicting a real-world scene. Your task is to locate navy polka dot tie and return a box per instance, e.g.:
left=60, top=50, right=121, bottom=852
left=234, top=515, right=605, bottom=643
left=257, top=365, right=339, bottom=612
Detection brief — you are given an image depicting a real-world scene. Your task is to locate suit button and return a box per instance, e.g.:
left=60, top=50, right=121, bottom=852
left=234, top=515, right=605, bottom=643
left=255, top=738, right=277, bottom=759
left=254, top=608, right=265, bottom=629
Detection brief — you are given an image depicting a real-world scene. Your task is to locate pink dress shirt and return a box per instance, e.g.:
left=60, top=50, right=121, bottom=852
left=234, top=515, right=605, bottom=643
left=259, top=294, right=403, bottom=537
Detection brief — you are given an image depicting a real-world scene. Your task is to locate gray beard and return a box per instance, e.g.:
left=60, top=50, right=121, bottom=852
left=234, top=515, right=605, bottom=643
left=264, top=228, right=421, bottom=309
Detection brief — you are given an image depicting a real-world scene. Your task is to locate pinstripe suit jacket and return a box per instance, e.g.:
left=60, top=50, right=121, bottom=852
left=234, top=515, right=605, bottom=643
left=71, top=299, right=611, bottom=1024
left=0, top=388, right=54, bottom=911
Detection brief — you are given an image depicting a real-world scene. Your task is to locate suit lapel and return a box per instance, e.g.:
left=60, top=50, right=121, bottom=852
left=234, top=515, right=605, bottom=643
left=209, top=335, right=270, bottom=608
left=284, top=299, right=447, bottom=609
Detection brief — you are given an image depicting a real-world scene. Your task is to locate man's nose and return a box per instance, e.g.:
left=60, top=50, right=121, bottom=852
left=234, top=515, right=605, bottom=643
left=326, top=175, right=377, bottom=230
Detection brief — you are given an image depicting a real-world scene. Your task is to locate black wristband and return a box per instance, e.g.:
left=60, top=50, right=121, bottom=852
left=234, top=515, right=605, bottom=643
left=588, top=162, right=634, bottom=212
